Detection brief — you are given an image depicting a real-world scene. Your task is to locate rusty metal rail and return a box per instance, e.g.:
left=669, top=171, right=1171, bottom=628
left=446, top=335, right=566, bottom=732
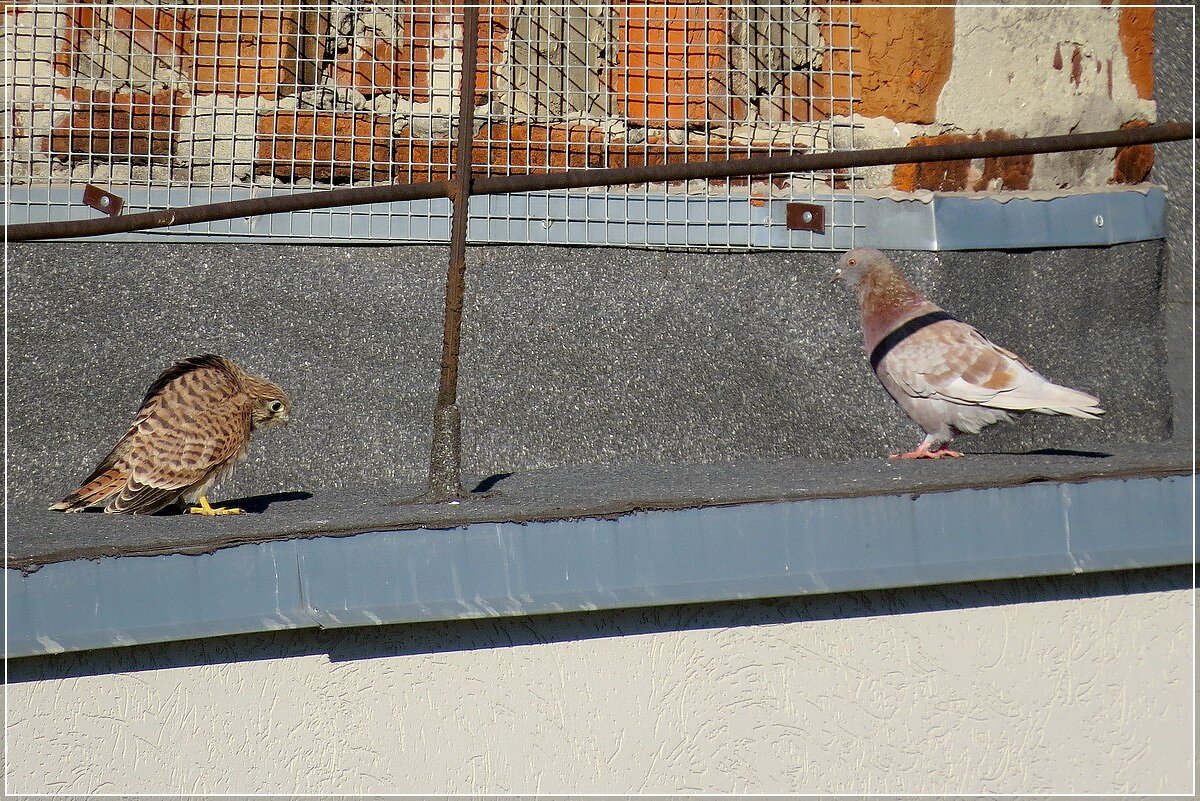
left=426, top=2, right=481, bottom=502
left=5, top=122, right=1194, bottom=244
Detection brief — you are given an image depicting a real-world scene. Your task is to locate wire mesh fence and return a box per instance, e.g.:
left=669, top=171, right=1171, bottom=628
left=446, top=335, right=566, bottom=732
left=2, top=1, right=860, bottom=248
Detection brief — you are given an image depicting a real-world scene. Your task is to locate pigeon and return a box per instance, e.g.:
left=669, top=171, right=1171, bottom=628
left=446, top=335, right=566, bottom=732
left=832, top=248, right=1103, bottom=459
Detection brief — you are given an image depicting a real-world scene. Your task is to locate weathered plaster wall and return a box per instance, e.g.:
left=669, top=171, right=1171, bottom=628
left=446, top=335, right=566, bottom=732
left=6, top=571, right=1192, bottom=794
left=824, top=3, right=955, bottom=125
left=933, top=5, right=1156, bottom=191
left=832, top=3, right=1159, bottom=191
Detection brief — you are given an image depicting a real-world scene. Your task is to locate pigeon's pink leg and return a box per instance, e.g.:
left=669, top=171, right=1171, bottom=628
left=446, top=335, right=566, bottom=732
left=889, top=442, right=963, bottom=460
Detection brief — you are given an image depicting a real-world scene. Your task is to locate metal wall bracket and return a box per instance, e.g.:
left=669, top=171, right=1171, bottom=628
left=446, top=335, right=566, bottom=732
left=786, top=202, right=826, bottom=233
left=82, top=184, right=124, bottom=217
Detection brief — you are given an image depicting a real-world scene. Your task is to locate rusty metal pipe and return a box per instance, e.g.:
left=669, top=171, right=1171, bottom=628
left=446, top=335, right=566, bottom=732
left=5, top=180, right=448, bottom=242
left=426, top=3, right=481, bottom=503
left=6, top=122, right=1194, bottom=243
left=471, top=122, right=1196, bottom=195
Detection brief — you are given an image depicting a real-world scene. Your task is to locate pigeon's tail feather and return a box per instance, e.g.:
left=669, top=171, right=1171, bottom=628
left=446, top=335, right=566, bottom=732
left=49, top=468, right=127, bottom=513
left=990, top=380, right=1105, bottom=419
left=1036, top=384, right=1105, bottom=419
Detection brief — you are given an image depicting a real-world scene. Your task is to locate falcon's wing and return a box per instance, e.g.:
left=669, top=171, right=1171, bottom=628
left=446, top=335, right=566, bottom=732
left=106, top=363, right=252, bottom=514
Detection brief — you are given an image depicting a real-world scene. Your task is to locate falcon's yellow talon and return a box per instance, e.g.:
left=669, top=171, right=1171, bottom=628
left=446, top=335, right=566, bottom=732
left=187, top=496, right=243, bottom=516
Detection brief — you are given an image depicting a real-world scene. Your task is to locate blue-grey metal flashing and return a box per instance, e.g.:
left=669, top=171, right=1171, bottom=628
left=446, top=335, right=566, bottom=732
left=5, top=473, right=1192, bottom=659
left=1, top=185, right=1166, bottom=250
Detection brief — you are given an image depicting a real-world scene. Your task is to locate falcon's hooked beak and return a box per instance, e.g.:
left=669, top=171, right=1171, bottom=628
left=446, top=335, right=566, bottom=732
left=831, top=268, right=843, bottom=284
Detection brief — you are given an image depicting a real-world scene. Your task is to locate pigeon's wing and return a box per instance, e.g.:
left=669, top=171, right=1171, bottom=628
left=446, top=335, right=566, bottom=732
left=882, top=320, right=1101, bottom=415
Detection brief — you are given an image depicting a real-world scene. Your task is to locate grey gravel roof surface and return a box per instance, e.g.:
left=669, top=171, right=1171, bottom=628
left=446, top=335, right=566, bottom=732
left=7, top=237, right=1184, bottom=570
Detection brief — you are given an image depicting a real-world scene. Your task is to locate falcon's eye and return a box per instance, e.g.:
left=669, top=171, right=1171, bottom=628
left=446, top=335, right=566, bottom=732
left=268, top=400, right=285, bottom=414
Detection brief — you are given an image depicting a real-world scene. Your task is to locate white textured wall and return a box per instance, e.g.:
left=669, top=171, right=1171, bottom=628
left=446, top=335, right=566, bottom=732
left=7, top=574, right=1193, bottom=794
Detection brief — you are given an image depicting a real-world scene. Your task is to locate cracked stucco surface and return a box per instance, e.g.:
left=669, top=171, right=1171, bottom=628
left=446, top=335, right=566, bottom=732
left=6, top=574, right=1193, bottom=794
left=936, top=6, right=1156, bottom=191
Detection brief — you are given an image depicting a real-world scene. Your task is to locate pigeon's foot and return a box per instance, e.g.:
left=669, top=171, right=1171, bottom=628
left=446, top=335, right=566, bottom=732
left=888, top=446, right=963, bottom=460
left=187, top=495, right=243, bottom=516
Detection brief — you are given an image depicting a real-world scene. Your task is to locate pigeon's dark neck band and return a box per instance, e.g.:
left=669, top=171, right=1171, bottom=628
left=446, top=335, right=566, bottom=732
left=869, top=311, right=957, bottom=372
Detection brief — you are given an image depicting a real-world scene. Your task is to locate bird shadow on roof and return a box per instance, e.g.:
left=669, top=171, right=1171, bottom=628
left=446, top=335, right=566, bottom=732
left=979, top=448, right=1113, bottom=459
left=470, top=472, right=514, bottom=495
left=224, top=490, right=314, bottom=514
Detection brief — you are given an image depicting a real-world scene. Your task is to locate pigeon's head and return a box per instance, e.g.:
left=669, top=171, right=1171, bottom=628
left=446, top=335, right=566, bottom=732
left=831, top=248, right=891, bottom=289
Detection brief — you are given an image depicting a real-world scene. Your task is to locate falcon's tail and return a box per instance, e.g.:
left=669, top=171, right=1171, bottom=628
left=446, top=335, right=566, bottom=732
left=49, top=468, right=128, bottom=513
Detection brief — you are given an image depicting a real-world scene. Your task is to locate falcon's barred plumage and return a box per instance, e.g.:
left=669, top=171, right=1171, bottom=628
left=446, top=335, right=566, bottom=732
left=51, top=354, right=291, bottom=515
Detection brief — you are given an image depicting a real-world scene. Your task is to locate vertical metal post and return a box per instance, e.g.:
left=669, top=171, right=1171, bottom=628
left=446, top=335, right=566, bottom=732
left=427, top=2, right=481, bottom=502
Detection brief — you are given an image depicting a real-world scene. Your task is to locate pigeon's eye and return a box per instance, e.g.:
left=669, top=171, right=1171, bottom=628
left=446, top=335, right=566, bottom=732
left=847, top=258, right=857, bottom=267
left=268, top=400, right=285, bottom=414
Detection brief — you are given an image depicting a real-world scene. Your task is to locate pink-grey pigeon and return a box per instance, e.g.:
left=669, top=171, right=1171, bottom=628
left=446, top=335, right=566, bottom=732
left=833, top=248, right=1104, bottom=459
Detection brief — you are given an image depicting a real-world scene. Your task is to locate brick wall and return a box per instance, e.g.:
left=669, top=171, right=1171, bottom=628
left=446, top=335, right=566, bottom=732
left=2, top=2, right=1157, bottom=193
left=2, top=1, right=836, bottom=193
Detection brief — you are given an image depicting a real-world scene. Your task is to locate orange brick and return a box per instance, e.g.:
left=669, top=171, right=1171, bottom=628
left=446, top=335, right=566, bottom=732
left=380, top=1, right=511, bottom=103
left=256, top=111, right=393, bottom=182
left=391, top=3, right=441, bottom=102
left=779, top=71, right=853, bottom=122
left=821, top=5, right=955, bottom=125
left=474, top=1, right=512, bottom=101
left=48, top=89, right=187, bottom=162
left=392, top=129, right=454, bottom=183
left=474, top=124, right=606, bottom=174
left=606, top=1, right=742, bottom=127
left=400, top=124, right=798, bottom=186
left=606, top=134, right=794, bottom=175
left=54, top=5, right=194, bottom=83
left=606, top=139, right=691, bottom=169
left=333, top=36, right=403, bottom=97
left=112, top=6, right=194, bottom=62
left=1112, top=119, right=1154, bottom=183
left=1118, top=5, right=1155, bottom=100
left=893, top=130, right=1033, bottom=192
left=194, top=8, right=300, bottom=98
left=892, top=133, right=975, bottom=192
left=976, top=130, right=1033, bottom=191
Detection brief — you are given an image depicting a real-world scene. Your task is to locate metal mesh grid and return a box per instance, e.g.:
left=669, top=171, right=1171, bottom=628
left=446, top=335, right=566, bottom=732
left=2, top=2, right=859, bottom=249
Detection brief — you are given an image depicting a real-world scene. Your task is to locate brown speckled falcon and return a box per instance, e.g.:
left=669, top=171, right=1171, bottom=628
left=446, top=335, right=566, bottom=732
left=51, top=354, right=291, bottom=515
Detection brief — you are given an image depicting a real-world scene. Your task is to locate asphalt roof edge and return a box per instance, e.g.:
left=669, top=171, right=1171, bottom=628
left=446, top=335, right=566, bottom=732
left=5, top=474, right=1193, bottom=660
left=10, top=457, right=1192, bottom=573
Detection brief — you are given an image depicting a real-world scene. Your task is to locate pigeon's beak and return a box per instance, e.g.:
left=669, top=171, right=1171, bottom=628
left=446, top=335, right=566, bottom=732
left=830, top=269, right=843, bottom=284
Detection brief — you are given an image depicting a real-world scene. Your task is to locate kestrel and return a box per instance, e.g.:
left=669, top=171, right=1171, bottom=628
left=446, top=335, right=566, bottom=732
left=833, top=248, right=1102, bottom=459
left=51, top=354, right=291, bottom=515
